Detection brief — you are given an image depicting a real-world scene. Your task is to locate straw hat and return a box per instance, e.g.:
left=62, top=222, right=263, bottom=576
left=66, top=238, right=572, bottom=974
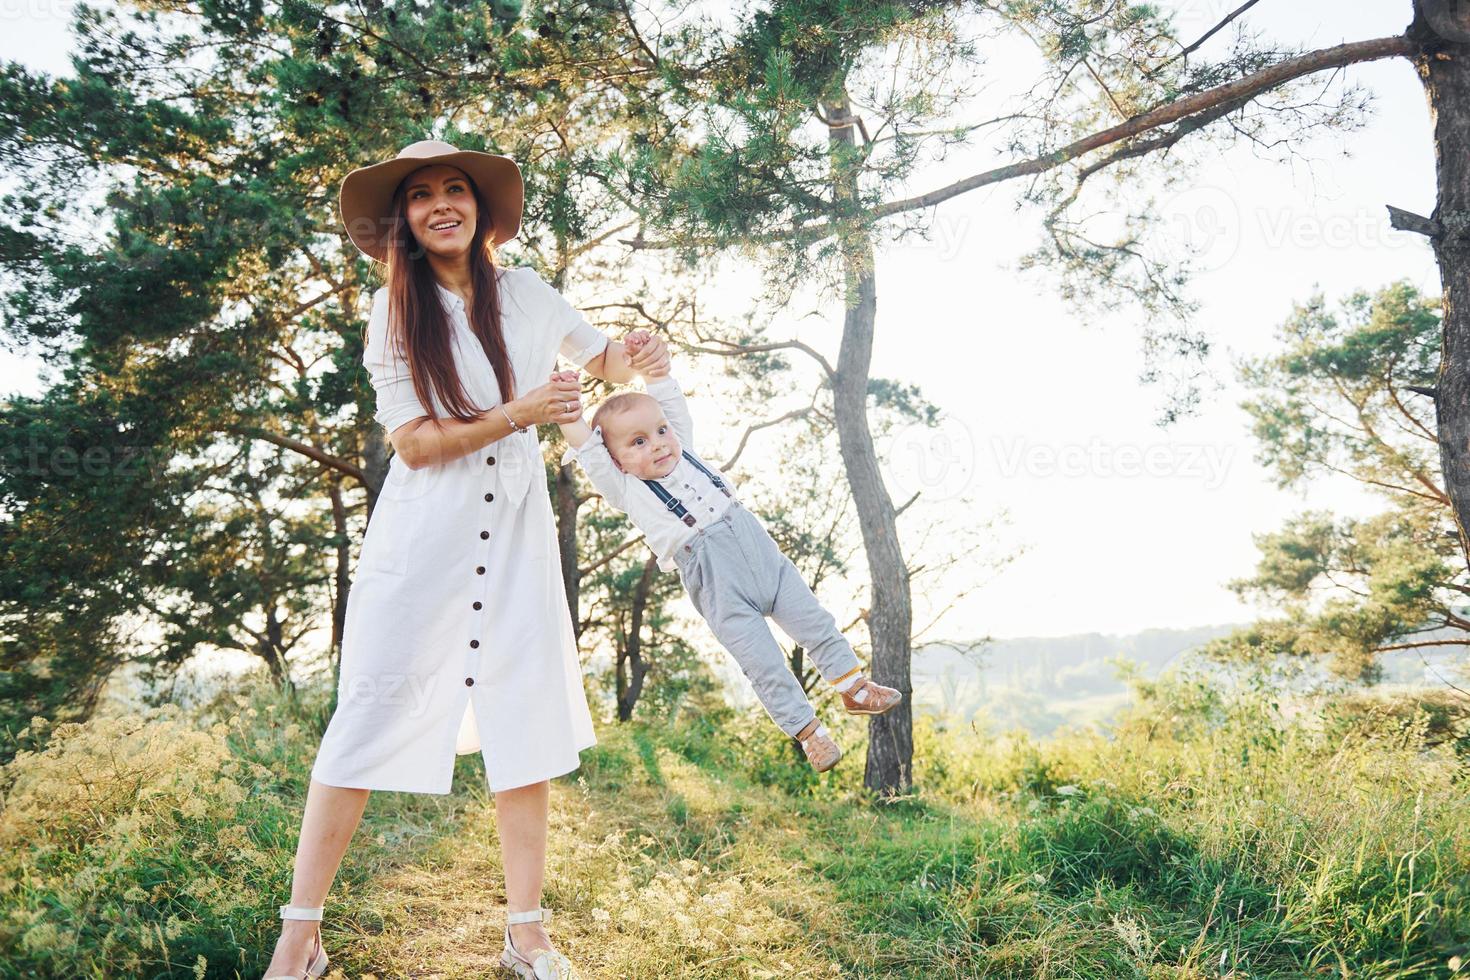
left=339, top=139, right=524, bottom=262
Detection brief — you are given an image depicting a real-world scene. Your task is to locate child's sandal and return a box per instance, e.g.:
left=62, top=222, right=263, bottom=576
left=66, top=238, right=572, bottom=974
left=798, top=723, right=842, bottom=772
left=840, top=676, right=903, bottom=716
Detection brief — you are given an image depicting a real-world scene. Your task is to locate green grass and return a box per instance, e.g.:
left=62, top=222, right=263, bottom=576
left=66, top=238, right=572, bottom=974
left=1, top=674, right=1465, bottom=978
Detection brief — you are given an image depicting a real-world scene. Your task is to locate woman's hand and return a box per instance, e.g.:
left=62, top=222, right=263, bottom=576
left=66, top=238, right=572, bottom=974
left=506, top=373, right=583, bottom=427
left=622, top=329, right=671, bottom=378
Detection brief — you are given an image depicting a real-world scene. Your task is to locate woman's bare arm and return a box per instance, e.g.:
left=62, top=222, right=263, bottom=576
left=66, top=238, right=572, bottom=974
left=390, top=410, right=518, bottom=470
left=583, top=334, right=671, bottom=383
left=584, top=340, right=634, bottom=383
left=391, top=377, right=584, bottom=469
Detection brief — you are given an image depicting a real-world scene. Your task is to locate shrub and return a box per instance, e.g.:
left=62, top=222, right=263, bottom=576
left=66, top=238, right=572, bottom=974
left=0, top=695, right=306, bottom=978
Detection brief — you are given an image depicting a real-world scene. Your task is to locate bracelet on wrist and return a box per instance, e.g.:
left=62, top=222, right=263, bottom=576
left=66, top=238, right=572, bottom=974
left=499, top=404, right=525, bottom=433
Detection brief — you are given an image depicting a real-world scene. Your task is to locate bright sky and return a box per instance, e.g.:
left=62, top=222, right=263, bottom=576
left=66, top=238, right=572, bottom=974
left=1, top=2, right=1437, bottom=643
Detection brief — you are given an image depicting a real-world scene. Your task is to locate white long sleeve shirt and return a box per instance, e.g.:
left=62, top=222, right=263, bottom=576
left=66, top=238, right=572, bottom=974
left=559, top=375, right=738, bottom=571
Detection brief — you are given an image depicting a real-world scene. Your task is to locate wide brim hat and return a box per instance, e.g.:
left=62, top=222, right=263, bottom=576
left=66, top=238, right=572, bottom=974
left=339, top=139, right=524, bottom=262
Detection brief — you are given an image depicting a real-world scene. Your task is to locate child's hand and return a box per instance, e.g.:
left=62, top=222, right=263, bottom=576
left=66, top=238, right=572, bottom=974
left=621, top=330, right=671, bottom=379
left=549, top=369, right=580, bottom=385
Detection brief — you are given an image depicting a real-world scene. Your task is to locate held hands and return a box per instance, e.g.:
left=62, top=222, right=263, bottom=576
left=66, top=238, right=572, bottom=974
left=507, top=371, right=582, bottom=427
left=622, top=329, right=671, bottom=379
left=549, top=369, right=581, bottom=394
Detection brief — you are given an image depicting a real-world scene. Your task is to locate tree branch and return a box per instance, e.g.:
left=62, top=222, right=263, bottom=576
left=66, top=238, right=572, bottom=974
left=225, top=425, right=372, bottom=488
left=1387, top=204, right=1441, bottom=238
left=721, top=405, right=815, bottom=472
left=578, top=532, right=649, bottom=577
left=623, top=35, right=1415, bottom=252
left=873, top=35, right=1414, bottom=222
left=1149, top=0, right=1266, bottom=77
left=683, top=335, right=836, bottom=381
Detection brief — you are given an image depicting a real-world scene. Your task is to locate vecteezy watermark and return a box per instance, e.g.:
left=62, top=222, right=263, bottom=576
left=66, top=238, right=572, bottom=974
left=990, top=435, right=1236, bottom=489
left=879, top=417, right=978, bottom=502
left=876, top=422, right=1237, bottom=499
left=1160, top=184, right=1242, bottom=273
left=8, top=438, right=170, bottom=481
left=1254, top=207, right=1416, bottom=252
left=338, top=671, right=438, bottom=717
left=889, top=212, right=974, bottom=263
left=0, top=0, right=72, bottom=23
left=1159, top=184, right=1423, bottom=273
left=1169, top=0, right=1255, bottom=34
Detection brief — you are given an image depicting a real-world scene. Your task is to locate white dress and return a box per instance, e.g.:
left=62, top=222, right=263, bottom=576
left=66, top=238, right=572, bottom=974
left=309, top=266, right=606, bottom=794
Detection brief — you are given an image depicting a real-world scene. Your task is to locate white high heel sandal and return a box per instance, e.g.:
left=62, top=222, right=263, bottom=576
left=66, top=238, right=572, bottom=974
left=263, top=904, right=329, bottom=980
left=500, top=907, right=577, bottom=979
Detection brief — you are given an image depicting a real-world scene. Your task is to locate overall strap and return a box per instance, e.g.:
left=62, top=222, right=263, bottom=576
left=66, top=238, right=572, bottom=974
left=682, top=450, right=732, bottom=498
left=641, top=478, right=698, bottom=527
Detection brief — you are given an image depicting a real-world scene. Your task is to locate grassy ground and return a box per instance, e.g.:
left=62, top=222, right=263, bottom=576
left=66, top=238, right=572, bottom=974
left=1, top=674, right=1465, bottom=978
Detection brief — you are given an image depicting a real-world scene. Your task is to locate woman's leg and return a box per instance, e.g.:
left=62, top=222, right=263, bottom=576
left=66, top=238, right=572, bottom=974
left=260, top=779, right=371, bottom=978
left=495, top=779, right=557, bottom=955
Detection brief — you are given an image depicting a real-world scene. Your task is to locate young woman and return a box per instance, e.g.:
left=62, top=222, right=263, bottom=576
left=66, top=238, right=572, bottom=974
left=261, top=139, right=668, bottom=980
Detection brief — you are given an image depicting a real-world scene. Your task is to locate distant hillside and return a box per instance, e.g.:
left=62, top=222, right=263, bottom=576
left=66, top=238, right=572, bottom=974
left=912, top=624, right=1244, bottom=736
left=913, top=623, right=1469, bottom=737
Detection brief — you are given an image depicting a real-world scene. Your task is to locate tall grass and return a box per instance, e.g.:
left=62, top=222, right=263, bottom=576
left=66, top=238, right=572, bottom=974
left=902, top=672, right=1470, bottom=977
left=0, top=681, right=480, bottom=978
left=0, top=668, right=1464, bottom=977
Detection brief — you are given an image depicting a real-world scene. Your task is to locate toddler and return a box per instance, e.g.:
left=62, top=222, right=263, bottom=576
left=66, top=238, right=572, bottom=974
left=554, top=333, right=901, bottom=771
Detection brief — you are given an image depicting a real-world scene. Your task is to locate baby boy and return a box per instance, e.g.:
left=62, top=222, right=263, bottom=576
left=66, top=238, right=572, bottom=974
left=553, top=333, right=901, bottom=771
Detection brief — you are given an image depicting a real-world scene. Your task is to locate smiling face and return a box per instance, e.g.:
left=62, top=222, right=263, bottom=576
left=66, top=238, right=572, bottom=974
left=602, top=395, right=681, bottom=480
left=403, top=164, right=482, bottom=259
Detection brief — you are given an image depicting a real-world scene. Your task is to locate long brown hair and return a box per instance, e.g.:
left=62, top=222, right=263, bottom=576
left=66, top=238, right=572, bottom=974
left=372, top=170, right=516, bottom=426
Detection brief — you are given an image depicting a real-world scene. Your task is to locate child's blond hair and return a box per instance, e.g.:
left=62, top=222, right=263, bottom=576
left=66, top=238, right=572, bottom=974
left=589, top=390, right=656, bottom=437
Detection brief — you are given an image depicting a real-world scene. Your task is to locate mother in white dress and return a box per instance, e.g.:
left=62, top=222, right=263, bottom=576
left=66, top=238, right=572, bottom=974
left=260, top=139, right=669, bottom=980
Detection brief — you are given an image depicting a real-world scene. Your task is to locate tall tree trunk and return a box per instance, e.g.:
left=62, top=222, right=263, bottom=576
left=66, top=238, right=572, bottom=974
left=789, top=645, right=817, bottom=695
left=257, top=602, right=295, bottom=696
left=1412, top=1, right=1470, bottom=572
left=556, top=462, right=581, bottom=634
left=549, top=224, right=588, bottom=633
left=330, top=420, right=389, bottom=719
left=363, top=424, right=389, bottom=517
left=825, top=94, right=915, bottom=796
left=327, top=476, right=351, bottom=695
left=616, top=555, right=658, bottom=721
left=788, top=645, right=816, bottom=763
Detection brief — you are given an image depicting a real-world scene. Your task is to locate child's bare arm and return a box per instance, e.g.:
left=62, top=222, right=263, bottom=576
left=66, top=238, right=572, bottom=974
left=560, top=416, right=594, bottom=448
left=552, top=370, right=636, bottom=510
left=550, top=370, right=595, bottom=449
